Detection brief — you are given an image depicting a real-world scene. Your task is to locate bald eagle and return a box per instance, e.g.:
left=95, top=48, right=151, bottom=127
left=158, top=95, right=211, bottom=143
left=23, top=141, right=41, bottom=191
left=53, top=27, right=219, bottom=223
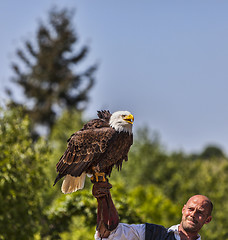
left=53, top=110, right=134, bottom=194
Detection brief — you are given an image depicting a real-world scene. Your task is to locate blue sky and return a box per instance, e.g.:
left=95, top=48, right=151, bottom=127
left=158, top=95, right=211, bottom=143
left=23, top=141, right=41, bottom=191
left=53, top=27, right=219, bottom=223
left=1, top=1, right=228, bottom=154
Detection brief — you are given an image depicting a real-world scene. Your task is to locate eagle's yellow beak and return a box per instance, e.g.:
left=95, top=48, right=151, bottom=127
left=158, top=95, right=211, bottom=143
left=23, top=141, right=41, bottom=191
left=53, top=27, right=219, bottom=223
left=123, top=114, right=134, bottom=124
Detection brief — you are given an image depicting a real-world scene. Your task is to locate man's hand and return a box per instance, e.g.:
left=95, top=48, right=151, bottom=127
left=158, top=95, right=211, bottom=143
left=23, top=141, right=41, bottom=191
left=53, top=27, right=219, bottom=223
left=92, top=181, right=112, bottom=198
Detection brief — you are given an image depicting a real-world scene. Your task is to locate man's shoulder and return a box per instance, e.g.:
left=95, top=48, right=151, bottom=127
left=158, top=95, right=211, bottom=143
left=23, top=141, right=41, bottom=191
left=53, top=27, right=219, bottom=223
left=145, top=223, right=175, bottom=240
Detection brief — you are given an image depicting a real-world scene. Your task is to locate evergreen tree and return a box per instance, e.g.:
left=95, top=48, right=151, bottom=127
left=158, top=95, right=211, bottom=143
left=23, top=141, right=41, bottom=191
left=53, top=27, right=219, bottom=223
left=7, top=7, right=97, bottom=134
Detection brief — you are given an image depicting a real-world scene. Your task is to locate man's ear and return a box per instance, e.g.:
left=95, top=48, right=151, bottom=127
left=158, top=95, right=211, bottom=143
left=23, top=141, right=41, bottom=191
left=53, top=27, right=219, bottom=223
left=205, top=216, right=212, bottom=224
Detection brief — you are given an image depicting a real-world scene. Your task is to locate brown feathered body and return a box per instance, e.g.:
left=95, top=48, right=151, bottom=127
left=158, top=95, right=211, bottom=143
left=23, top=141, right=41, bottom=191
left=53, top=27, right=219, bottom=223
left=54, top=110, right=133, bottom=193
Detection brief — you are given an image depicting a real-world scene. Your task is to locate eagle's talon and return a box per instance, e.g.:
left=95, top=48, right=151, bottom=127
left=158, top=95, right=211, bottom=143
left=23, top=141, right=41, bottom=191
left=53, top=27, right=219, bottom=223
left=91, top=172, right=107, bottom=182
left=95, top=175, right=99, bottom=182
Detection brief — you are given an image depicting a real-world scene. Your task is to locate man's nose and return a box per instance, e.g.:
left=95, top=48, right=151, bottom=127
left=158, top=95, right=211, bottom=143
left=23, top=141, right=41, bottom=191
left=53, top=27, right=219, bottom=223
left=190, top=209, right=196, bottom=217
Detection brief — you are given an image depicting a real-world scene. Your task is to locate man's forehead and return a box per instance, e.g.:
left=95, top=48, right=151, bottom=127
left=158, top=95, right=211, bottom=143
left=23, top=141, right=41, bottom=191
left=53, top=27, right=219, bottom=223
left=186, top=197, right=210, bottom=211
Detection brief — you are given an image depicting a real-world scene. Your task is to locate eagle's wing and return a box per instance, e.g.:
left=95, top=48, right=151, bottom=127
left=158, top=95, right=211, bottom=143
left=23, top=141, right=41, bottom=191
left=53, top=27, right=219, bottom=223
left=97, top=110, right=111, bottom=121
left=55, top=126, right=116, bottom=179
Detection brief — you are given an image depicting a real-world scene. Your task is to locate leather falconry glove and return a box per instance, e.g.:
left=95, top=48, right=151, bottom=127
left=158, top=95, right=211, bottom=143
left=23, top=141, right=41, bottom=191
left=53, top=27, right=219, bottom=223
left=92, top=181, right=119, bottom=236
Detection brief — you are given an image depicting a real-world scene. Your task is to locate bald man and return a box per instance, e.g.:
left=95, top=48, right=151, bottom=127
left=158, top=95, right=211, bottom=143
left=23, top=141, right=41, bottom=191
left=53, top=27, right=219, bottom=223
left=178, top=195, right=212, bottom=239
left=93, top=187, right=213, bottom=240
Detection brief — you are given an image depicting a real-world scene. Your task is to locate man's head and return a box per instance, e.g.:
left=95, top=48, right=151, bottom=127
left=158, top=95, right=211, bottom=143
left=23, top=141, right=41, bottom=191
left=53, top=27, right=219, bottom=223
left=180, top=195, right=213, bottom=235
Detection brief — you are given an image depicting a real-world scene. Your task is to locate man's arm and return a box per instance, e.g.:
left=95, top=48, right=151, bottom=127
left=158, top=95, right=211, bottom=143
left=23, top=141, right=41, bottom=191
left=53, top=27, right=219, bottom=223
left=92, top=181, right=119, bottom=238
left=92, top=182, right=146, bottom=239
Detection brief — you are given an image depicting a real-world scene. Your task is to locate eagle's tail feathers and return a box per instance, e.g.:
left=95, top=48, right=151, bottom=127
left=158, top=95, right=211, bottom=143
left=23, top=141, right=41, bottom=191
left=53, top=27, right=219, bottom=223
left=61, top=173, right=86, bottom=194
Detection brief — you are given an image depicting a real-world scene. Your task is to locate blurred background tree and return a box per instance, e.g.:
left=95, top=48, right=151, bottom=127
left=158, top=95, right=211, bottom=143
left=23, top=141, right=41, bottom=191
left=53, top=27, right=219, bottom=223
left=6, top=7, right=97, bottom=136
left=200, top=144, right=225, bottom=159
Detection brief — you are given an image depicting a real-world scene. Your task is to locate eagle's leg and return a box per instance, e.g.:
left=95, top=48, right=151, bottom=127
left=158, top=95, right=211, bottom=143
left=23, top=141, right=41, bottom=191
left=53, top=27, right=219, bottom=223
left=91, top=172, right=107, bottom=182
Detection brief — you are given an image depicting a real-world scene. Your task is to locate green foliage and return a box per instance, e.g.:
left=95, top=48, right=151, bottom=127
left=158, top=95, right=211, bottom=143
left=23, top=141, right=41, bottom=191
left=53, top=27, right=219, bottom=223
left=60, top=215, right=96, bottom=240
left=0, top=106, right=50, bottom=240
left=43, top=188, right=97, bottom=239
left=8, top=7, right=97, bottom=134
left=111, top=183, right=180, bottom=227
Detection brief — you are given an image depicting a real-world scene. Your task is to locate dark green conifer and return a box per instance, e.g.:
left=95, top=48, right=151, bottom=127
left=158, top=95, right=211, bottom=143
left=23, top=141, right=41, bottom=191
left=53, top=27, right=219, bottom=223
left=8, top=7, right=97, bottom=134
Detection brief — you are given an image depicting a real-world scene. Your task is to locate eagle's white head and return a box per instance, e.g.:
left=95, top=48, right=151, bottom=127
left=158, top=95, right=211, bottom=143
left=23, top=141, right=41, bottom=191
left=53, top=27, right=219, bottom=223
left=109, top=111, right=134, bottom=133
